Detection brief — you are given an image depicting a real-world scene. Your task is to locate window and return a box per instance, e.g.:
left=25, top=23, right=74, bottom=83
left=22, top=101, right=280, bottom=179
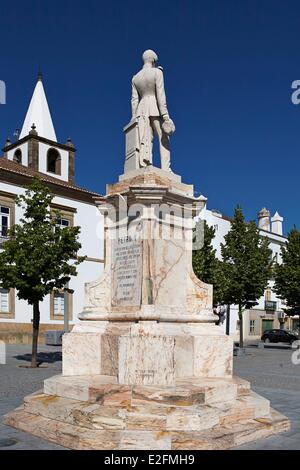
left=54, top=216, right=71, bottom=234
left=51, top=204, right=75, bottom=230
left=54, top=291, right=64, bottom=316
left=50, top=289, right=73, bottom=321
left=249, top=320, right=255, bottom=334
left=0, top=193, right=15, bottom=247
left=0, top=205, right=10, bottom=238
left=47, top=148, right=61, bottom=175
left=57, top=218, right=70, bottom=229
left=13, top=149, right=22, bottom=164
left=0, top=287, right=15, bottom=318
left=0, top=288, right=9, bottom=312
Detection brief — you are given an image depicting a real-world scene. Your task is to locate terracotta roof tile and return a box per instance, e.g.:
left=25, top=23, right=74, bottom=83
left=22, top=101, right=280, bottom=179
left=0, top=157, right=102, bottom=197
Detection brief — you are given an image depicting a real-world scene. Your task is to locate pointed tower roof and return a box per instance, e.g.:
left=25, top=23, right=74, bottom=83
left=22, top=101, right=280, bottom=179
left=271, top=211, right=283, bottom=222
left=20, top=75, right=57, bottom=141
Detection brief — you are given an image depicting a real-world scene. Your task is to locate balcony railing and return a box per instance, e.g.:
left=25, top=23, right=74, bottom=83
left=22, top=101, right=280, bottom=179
left=265, top=300, right=277, bottom=311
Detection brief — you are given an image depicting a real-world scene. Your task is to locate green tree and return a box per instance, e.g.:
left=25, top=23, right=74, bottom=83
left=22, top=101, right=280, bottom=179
left=221, top=206, right=272, bottom=348
left=0, top=178, right=85, bottom=367
left=193, top=220, right=227, bottom=307
left=274, top=227, right=300, bottom=336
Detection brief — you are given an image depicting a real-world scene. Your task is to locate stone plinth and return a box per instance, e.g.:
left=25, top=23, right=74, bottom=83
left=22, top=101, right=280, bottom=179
left=4, top=167, right=290, bottom=449
left=62, top=322, right=233, bottom=385
left=5, top=375, right=290, bottom=450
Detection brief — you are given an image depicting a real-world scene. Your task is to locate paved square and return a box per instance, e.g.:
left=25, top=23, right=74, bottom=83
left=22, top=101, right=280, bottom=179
left=234, top=346, right=300, bottom=450
left=0, top=344, right=299, bottom=450
left=0, top=344, right=64, bottom=450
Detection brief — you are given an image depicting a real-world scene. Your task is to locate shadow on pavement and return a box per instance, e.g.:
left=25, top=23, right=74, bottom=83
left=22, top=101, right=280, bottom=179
left=13, top=351, right=62, bottom=365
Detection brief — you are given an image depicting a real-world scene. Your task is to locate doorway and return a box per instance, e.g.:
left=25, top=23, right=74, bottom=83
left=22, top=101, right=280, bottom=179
left=262, top=319, right=273, bottom=333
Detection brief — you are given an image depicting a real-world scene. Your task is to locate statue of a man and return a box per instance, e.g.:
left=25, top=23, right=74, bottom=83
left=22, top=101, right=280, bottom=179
left=131, top=50, right=175, bottom=171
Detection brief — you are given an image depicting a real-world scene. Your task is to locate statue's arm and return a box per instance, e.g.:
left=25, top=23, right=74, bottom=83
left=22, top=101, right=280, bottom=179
left=131, top=79, right=139, bottom=119
left=155, top=69, right=169, bottom=120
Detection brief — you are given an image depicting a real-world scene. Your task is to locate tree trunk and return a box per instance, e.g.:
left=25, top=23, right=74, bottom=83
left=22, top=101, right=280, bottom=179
left=31, top=301, right=40, bottom=368
left=226, top=305, right=230, bottom=335
left=239, top=305, right=244, bottom=348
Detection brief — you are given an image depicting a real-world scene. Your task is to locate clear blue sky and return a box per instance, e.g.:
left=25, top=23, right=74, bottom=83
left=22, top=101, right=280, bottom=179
left=0, top=0, right=299, bottom=233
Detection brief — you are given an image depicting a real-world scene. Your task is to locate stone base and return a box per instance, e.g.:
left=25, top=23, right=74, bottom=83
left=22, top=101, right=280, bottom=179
left=4, top=374, right=290, bottom=450
left=62, top=322, right=233, bottom=385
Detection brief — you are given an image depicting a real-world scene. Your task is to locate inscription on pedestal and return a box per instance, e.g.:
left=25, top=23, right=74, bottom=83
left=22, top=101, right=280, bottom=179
left=111, top=236, right=142, bottom=307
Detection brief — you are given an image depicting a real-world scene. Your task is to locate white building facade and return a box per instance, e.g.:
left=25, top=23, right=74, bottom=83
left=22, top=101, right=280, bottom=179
left=199, top=204, right=296, bottom=342
left=0, top=76, right=104, bottom=343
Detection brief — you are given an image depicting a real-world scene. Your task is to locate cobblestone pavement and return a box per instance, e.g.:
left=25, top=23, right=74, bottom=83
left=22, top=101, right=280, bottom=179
left=0, top=344, right=299, bottom=450
left=234, top=346, right=300, bottom=450
left=0, top=344, right=64, bottom=450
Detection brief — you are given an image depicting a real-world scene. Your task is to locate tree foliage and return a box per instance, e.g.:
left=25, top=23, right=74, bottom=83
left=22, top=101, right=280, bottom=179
left=221, top=206, right=272, bottom=347
left=193, top=220, right=227, bottom=307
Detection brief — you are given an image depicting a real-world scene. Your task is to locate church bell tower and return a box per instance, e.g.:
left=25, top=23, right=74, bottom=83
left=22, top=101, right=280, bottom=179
left=2, top=74, right=75, bottom=183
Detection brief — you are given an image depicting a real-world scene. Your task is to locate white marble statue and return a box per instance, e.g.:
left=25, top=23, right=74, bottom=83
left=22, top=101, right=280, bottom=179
left=131, top=49, right=175, bottom=171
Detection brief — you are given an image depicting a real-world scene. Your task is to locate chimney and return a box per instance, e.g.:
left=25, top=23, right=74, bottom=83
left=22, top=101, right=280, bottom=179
left=271, top=211, right=283, bottom=235
left=3, top=138, right=11, bottom=158
left=258, top=207, right=270, bottom=231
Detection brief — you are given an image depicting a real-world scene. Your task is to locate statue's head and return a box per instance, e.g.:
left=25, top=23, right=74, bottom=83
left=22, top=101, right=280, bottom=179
left=142, top=49, right=158, bottom=66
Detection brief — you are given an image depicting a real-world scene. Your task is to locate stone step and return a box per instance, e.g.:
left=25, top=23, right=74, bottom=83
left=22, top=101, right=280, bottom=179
left=23, top=386, right=269, bottom=433
left=5, top=407, right=169, bottom=450
left=44, top=374, right=239, bottom=407
left=4, top=406, right=290, bottom=450
left=171, top=409, right=290, bottom=450
left=24, top=392, right=127, bottom=431
left=217, top=391, right=270, bottom=425
left=232, top=376, right=251, bottom=396
left=23, top=391, right=220, bottom=432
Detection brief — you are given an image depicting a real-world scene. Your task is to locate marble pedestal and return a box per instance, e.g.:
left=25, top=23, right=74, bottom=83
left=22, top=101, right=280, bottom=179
left=61, top=322, right=233, bottom=385
left=4, top=167, right=290, bottom=449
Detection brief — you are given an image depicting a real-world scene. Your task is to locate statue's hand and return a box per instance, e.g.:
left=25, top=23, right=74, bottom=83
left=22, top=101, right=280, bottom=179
left=162, top=118, right=175, bottom=136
